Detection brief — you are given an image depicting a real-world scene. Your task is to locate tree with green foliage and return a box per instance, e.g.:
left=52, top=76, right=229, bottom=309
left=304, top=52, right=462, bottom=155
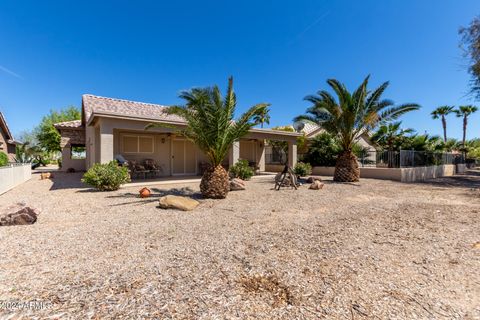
left=0, top=152, right=8, bottom=166
left=36, top=106, right=81, bottom=153
left=400, top=134, right=444, bottom=152
left=371, top=121, right=414, bottom=151
left=253, top=105, right=271, bottom=128
left=431, top=105, right=455, bottom=142
left=148, top=77, right=268, bottom=199
left=459, top=16, right=480, bottom=99
left=267, top=126, right=295, bottom=162
left=302, top=132, right=341, bottom=166
left=295, top=76, right=420, bottom=182
left=454, top=105, right=478, bottom=146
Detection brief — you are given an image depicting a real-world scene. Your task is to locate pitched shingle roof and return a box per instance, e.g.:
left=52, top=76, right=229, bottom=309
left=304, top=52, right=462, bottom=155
left=300, top=122, right=323, bottom=136
left=0, top=111, right=16, bottom=143
left=82, top=94, right=185, bottom=124
left=54, top=120, right=83, bottom=129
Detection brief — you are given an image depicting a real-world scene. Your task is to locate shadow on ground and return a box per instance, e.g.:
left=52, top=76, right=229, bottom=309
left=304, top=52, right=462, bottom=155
left=417, top=170, right=480, bottom=189
left=106, top=187, right=202, bottom=206
left=44, top=172, right=90, bottom=191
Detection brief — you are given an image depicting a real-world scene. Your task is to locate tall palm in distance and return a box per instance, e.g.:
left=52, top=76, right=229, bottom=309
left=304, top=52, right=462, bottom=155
left=455, top=105, right=478, bottom=147
left=148, top=77, right=268, bottom=199
left=295, top=76, right=420, bottom=182
left=431, top=105, right=454, bottom=142
left=253, top=105, right=271, bottom=128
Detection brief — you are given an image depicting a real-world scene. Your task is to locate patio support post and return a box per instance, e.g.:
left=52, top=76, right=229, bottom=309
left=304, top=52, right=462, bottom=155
left=256, top=139, right=265, bottom=172
left=99, top=125, right=114, bottom=164
left=229, top=140, right=240, bottom=167
left=288, top=140, right=297, bottom=168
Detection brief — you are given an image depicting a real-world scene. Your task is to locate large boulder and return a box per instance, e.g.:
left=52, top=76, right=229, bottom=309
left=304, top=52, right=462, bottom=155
left=230, top=178, right=246, bottom=191
left=309, top=180, right=324, bottom=190
left=158, top=195, right=200, bottom=211
left=0, top=203, right=39, bottom=226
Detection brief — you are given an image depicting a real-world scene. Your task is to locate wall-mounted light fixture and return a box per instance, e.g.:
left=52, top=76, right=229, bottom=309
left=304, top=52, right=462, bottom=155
left=161, top=138, right=166, bottom=144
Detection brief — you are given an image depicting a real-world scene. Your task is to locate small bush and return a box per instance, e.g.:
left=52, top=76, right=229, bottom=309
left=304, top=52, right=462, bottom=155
left=0, top=152, right=8, bottom=166
left=229, top=159, right=254, bottom=180
left=82, top=161, right=130, bottom=191
left=293, top=162, right=312, bottom=177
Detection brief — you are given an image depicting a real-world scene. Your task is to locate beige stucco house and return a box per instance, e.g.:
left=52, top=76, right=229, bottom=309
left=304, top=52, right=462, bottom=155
left=0, top=112, right=19, bottom=161
left=55, top=94, right=300, bottom=175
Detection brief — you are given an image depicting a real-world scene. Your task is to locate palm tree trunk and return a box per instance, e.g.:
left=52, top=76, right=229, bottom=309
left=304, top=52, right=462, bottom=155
left=442, top=115, right=447, bottom=143
left=200, top=164, right=230, bottom=199
left=334, top=150, right=360, bottom=182
left=462, top=116, right=467, bottom=146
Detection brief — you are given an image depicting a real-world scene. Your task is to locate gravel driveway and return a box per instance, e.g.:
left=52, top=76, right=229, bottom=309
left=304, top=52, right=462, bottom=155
left=0, top=171, right=479, bottom=319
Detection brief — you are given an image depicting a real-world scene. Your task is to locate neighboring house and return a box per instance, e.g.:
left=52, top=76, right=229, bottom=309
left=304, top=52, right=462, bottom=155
left=298, top=122, right=376, bottom=151
left=54, top=94, right=300, bottom=174
left=0, top=112, right=19, bottom=161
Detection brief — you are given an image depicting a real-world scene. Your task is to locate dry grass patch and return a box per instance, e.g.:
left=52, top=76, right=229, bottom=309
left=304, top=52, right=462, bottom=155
left=239, top=273, right=295, bottom=307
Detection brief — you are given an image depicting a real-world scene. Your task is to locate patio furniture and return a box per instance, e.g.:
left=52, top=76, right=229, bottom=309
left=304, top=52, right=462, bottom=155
left=115, top=154, right=129, bottom=166
left=274, top=165, right=298, bottom=190
left=143, top=159, right=163, bottom=178
left=128, top=160, right=149, bottom=179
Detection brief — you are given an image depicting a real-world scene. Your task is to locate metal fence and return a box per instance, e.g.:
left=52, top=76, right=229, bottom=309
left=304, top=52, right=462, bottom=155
left=357, top=150, right=465, bottom=168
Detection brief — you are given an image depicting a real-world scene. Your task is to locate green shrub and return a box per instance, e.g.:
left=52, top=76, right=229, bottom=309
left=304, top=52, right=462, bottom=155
left=229, top=159, right=254, bottom=180
left=0, top=152, right=8, bottom=167
left=81, top=161, right=130, bottom=191
left=293, top=162, right=312, bottom=177
left=302, top=132, right=341, bottom=166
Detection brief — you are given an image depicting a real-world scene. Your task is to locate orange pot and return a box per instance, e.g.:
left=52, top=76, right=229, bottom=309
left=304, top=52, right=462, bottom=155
left=139, top=187, right=151, bottom=198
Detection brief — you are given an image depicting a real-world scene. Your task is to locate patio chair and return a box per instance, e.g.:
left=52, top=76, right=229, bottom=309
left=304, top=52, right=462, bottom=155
left=115, top=154, right=129, bottom=167
left=143, top=159, right=163, bottom=178
left=128, top=160, right=149, bottom=180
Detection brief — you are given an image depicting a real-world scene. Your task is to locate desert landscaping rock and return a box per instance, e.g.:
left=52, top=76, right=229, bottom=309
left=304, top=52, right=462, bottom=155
left=0, top=203, right=39, bottom=226
left=306, top=176, right=322, bottom=183
left=230, top=178, right=246, bottom=191
left=0, top=171, right=479, bottom=319
left=158, top=195, right=199, bottom=211
left=309, top=180, right=324, bottom=190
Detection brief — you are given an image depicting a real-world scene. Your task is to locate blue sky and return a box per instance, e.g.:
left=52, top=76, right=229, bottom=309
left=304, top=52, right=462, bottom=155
left=0, top=0, right=479, bottom=140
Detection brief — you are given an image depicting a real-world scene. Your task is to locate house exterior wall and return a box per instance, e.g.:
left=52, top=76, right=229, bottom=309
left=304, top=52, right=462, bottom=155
left=71, top=116, right=297, bottom=176
left=58, top=127, right=86, bottom=172
left=61, top=147, right=86, bottom=171
left=0, top=127, right=15, bottom=161
left=113, top=129, right=172, bottom=176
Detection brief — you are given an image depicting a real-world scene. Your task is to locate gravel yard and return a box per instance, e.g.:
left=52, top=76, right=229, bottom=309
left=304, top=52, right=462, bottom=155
left=0, top=171, right=479, bottom=319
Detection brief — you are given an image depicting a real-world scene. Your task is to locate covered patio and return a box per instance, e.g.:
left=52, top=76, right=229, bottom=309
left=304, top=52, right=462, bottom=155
left=90, top=117, right=300, bottom=179
left=56, top=95, right=301, bottom=180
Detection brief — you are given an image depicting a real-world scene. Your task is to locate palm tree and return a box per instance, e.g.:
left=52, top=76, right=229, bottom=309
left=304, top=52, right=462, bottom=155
left=455, top=105, right=478, bottom=146
left=148, top=77, right=268, bottom=199
left=431, top=105, right=454, bottom=142
left=371, top=122, right=414, bottom=168
left=295, top=76, right=420, bottom=182
left=371, top=121, right=414, bottom=151
left=253, top=105, right=271, bottom=128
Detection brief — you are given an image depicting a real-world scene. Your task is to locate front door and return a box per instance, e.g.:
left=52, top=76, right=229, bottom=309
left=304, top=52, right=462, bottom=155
left=172, top=139, right=196, bottom=175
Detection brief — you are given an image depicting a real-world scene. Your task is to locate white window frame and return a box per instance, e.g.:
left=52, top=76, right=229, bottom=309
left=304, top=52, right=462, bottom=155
left=122, top=134, right=154, bottom=154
